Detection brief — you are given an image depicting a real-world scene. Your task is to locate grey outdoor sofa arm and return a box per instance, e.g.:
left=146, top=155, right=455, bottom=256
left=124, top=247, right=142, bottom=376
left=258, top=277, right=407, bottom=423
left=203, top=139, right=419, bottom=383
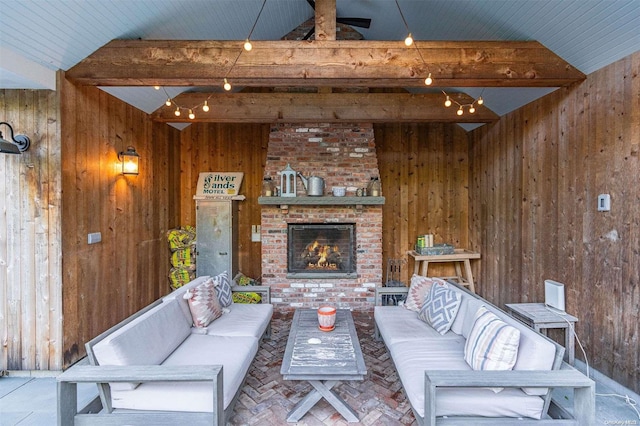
left=57, top=364, right=224, bottom=426
left=423, top=368, right=595, bottom=426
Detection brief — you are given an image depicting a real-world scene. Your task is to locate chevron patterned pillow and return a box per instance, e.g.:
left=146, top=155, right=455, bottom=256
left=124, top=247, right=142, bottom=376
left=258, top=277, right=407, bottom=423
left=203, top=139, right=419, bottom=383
left=418, top=282, right=461, bottom=334
left=183, top=278, right=223, bottom=328
left=213, top=271, right=233, bottom=307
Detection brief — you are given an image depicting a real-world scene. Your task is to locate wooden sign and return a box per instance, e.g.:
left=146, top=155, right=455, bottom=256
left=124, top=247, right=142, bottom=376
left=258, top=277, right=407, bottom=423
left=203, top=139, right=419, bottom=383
left=195, top=172, right=244, bottom=198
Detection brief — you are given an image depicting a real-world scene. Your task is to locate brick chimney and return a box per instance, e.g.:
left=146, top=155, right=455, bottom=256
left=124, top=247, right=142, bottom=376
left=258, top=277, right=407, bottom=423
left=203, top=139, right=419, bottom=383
left=260, top=123, right=383, bottom=312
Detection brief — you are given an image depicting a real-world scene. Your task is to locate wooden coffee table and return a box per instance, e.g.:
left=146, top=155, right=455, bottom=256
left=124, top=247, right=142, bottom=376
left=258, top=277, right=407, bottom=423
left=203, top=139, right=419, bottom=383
left=280, top=309, right=367, bottom=423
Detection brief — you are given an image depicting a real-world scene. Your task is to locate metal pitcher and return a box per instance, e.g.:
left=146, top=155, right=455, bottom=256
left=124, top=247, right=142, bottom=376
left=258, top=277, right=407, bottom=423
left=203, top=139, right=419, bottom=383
left=297, top=173, right=324, bottom=196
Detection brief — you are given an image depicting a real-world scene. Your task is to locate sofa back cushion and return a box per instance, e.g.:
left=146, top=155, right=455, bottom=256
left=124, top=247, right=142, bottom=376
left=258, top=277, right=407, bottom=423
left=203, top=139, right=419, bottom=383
left=461, top=298, right=486, bottom=339
left=475, top=301, right=558, bottom=396
left=447, top=284, right=558, bottom=396
left=92, top=299, right=191, bottom=390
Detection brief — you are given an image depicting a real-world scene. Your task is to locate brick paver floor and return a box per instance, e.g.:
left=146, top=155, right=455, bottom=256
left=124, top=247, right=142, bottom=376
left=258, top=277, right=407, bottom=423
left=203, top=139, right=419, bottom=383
left=228, top=311, right=417, bottom=426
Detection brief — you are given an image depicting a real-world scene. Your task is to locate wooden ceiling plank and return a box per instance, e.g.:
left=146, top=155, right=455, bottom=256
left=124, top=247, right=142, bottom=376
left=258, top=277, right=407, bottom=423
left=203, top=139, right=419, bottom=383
left=151, top=92, right=499, bottom=123
left=66, top=40, right=585, bottom=87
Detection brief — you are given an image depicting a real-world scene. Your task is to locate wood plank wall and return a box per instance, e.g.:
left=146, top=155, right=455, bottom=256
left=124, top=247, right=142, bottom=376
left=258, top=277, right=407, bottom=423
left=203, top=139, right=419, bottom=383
left=376, top=123, right=471, bottom=284
left=469, top=52, right=640, bottom=393
left=179, top=123, right=270, bottom=280
left=60, top=74, right=181, bottom=367
left=0, top=88, right=62, bottom=371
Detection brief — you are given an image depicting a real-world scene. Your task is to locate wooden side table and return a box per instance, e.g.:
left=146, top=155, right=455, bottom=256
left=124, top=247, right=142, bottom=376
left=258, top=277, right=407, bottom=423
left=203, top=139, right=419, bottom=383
left=505, top=303, right=578, bottom=365
left=407, top=249, right=481, bottom=293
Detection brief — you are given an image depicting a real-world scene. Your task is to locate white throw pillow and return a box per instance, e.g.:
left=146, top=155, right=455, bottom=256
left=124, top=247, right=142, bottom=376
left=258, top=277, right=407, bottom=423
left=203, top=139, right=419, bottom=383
left=464, top=306, right=521, bottom=392
left=418, top=282, right=461, bottom=335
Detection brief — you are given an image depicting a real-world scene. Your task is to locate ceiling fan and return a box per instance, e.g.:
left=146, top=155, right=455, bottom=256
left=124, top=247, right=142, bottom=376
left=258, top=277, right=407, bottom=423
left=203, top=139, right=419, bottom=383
left=303, top=0, right=372, bottom=40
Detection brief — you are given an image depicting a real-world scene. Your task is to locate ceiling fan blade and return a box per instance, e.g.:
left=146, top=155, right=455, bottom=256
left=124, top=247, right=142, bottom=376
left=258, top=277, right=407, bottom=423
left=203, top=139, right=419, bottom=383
left=302, top=27, right=315, bottom=40
left=336, top=17, right=371, bottom=28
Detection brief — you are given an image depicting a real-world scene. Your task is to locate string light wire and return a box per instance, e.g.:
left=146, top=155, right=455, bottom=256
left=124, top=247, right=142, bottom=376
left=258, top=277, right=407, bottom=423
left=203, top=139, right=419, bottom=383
left=441, top=89, right=485, bottom=116
left=395, top=0, right=433, bottom=86
left=160, top=0, right=268, bottom=119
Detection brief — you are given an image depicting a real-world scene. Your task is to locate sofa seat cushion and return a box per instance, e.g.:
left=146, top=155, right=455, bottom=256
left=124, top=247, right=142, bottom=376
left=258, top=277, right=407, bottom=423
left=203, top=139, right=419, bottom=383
left=389, top=340, right=545, bottom=420
left=92, top=299, right=191, bottom=391
left=375, top=306, right=464, bottom=347
left=205, top=303, right=273, bottom=339
left=111, top=335, right=259, bottom=411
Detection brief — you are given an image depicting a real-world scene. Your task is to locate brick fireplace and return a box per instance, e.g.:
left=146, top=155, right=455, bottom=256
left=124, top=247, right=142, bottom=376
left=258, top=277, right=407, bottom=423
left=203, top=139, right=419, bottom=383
left=260, top=123, right=383, bottom=311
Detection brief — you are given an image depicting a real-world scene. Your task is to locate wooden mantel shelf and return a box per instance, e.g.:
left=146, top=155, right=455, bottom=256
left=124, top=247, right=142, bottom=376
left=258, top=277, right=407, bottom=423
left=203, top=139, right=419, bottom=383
left=258, top=196, right=385, bottom=213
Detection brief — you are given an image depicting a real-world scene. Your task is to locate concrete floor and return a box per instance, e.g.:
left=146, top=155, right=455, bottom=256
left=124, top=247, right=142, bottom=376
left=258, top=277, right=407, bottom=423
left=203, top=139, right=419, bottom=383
left=1, top=312, right=639, bottom=425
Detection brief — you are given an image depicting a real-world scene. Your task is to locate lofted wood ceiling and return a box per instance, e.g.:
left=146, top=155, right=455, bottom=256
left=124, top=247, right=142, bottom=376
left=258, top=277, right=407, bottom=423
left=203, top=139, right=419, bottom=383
left=1, top=0, right=638, bottom=128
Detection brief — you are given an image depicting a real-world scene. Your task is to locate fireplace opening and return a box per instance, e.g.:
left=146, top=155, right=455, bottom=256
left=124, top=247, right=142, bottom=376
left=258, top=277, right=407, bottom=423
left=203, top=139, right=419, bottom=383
left=288, top=224, right=356, bottom=278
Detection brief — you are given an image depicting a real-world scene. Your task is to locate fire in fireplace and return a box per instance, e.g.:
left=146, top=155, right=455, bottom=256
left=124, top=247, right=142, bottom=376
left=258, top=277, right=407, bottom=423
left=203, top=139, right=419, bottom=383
left=288, top=224, right=356, bottom=278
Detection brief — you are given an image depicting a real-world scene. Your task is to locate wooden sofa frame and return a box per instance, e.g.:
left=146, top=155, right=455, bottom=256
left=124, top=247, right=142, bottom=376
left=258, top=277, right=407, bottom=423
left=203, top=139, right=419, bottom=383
left=57, top=285, right=271, bottom=426
left=374, top=285, right=595, bottom=426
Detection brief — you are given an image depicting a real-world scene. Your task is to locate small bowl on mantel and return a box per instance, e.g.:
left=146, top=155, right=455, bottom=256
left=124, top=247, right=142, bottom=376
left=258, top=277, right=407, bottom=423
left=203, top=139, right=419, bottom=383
left=332, top=186, right=346, bottom=197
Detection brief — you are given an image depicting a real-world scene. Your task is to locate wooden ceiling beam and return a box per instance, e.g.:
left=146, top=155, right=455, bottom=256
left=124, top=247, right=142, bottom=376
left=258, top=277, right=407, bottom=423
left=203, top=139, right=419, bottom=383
left=150, top=92, right=499, bottom=123
left=66, top=39, right=585, bottom=87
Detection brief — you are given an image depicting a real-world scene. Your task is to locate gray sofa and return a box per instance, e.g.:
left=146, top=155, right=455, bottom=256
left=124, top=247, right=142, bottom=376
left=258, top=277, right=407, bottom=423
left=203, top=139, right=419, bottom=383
left=374, top=281, right=595, bottom=425
left=57, top=275, right=272, bottom=425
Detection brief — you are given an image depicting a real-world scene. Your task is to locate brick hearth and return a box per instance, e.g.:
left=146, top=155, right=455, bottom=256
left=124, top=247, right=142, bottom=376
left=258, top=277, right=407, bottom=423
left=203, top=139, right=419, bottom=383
left=261, top=123, right=383, bottom=312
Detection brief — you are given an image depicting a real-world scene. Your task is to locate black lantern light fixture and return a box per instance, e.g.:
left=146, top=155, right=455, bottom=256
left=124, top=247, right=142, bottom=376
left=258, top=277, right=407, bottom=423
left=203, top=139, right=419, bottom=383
left=118, top=146, right=140, bottom=175
left=0, top=122, right=31, bottom=155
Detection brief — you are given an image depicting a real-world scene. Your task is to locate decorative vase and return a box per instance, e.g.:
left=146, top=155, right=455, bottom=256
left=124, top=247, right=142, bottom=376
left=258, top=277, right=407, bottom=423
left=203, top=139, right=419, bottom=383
left=317, top=306, right=337, bottom=331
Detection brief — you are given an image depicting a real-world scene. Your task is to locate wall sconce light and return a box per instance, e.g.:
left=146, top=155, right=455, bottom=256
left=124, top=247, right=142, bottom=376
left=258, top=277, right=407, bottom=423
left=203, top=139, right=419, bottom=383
left=118, top=146, right=140, bottom=175
left=0, top=122, right=31, bottom=155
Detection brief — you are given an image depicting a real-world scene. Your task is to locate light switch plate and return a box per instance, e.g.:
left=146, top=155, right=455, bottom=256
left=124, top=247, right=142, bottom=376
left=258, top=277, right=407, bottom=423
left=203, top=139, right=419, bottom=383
left=251, top=225, right=261, bottom=242
left=88, top=232, right=102, bottom=244
left=597, top=194, right=611, bottom=212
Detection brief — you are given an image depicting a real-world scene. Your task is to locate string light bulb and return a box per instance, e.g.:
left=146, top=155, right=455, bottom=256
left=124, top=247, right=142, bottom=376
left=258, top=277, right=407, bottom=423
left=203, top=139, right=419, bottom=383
left=202, top=101, right=209, bottom=112
left=244, top=39, right=253, bottom=51
left=404, top=33, right=413, bottom=46
left=188, top=109, right=195, bottom=120
left=154, top=86, right=160, bottom=90
left=444, top=96, right=452, bottom=107
left=424, top=73, right=433, bottom=86
left=174, top=107, right=181, bottom=117
left=223, top=78, right=232, bottom=91
left=457, top=106, right=464, bottom=116
left=477, top=96, right=484, bottom=105
left=469, top=105, right=476, bottom=114
left=165, top=98, right=172, bottom=107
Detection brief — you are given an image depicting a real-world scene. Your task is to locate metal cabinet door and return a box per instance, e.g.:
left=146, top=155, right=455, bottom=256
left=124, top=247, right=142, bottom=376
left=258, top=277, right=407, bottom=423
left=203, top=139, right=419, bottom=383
left=195, top=200, right=234, bottom=278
